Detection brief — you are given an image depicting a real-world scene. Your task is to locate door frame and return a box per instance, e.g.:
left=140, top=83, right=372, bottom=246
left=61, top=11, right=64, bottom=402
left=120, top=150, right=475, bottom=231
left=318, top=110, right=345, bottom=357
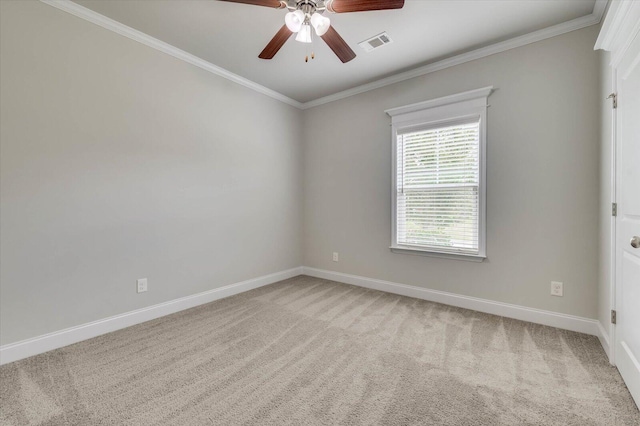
left=596, top=0, right=640, bottom=405
left=608, top=67, right=617, bottom=364
left=595, top=0, right=640, bottom=365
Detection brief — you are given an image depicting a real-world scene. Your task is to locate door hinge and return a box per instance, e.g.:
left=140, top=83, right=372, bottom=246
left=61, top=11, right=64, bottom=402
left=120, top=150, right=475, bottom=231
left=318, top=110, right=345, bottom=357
left=607, top=93, right=617, bottom=109
left=612, top=202, right=617, bottom=217
left=611, top=309, right=617, bottom=325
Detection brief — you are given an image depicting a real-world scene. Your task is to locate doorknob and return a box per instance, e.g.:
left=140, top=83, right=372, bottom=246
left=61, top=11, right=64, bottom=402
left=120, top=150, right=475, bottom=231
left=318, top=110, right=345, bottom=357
left=632, top=236, right=640, bottom=249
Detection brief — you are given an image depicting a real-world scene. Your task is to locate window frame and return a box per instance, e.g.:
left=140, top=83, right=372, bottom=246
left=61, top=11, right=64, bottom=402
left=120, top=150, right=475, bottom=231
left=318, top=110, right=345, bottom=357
left=386, top=87, right=492, bottom=262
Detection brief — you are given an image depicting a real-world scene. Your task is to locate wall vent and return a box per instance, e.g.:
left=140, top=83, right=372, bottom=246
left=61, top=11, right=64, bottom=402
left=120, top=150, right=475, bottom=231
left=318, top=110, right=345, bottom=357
left=358, top=32, right=393, bottom=52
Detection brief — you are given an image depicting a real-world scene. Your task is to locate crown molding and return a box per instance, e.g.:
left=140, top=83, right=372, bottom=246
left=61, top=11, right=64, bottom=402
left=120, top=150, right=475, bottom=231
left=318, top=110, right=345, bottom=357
left=39, top=0, right=304, bottom=109
left=595, top=0, right=640, bottom=69
left=301, top=5, right=606, bottom=109
left=593, top=0, right=609, bottom=22
left=41, top=0, right=604, bottom=111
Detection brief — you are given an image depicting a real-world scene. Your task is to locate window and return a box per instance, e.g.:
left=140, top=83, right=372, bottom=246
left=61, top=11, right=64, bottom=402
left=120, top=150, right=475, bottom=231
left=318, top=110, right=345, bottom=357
left=386, top=87, right=491, bottom=261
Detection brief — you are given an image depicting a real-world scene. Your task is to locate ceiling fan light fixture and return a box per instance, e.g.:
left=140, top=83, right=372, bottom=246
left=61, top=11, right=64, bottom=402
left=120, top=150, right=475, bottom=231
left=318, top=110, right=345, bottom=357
left=284, top=9, right=305, bottom=32
left=310, top=13, right=330, bottom=36
left=224, top=0, right=405, bottom=63
left=295, top=23, right=312, bottom=43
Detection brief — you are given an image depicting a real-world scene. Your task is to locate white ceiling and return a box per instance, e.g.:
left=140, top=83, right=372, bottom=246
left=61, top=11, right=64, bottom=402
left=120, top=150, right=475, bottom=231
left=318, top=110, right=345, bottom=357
left=74, top=0, right=598, bottom=103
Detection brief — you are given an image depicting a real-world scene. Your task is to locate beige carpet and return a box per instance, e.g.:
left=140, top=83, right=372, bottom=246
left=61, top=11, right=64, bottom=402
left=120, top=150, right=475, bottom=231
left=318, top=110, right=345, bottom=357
left=0, top=276, right=638, bottom=425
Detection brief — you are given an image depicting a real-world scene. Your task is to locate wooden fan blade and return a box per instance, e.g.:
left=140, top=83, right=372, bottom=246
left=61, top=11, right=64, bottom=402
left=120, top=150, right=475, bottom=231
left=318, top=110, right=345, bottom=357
left=327, top=0, right=404, bottom=13
left=321, top=26, right=356, bottom=63
left=218, top=0, right=286, bottom=9
left=259, top=25, right=293, bottom=59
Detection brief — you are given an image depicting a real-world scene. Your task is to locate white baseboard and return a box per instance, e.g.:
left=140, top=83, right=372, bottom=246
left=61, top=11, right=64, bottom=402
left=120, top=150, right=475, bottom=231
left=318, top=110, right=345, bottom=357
left=302, top=267, right=600, bottom=336
left=597, top=321, right=612, bottom=363
left=0, top=267, right=303, bottom=365
left=1, top=266, right=608, bottom=366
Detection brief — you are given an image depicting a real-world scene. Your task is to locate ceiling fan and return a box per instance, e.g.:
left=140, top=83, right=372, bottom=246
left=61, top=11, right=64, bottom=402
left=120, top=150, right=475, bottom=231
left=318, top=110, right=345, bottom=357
left=219, top=0, right=405, bottom=63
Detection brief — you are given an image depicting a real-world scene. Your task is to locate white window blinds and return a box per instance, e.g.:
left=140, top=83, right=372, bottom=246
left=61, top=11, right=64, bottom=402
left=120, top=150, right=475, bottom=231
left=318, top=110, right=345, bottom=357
left=387, top=87, right=490, bottom=260
left=396, top=119, right=480, bottom=254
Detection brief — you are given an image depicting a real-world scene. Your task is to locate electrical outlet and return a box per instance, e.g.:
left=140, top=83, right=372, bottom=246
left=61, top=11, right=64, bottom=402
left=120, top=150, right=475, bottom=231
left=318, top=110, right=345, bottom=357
left=137, top=278, right=148, bottom=293
left=332, top=252, right=339, bottom=262
left=551, top=281, right=563, bottom=297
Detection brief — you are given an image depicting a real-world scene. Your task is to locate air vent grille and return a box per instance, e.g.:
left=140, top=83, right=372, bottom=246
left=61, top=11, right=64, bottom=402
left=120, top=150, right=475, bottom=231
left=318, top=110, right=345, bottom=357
left=358, top=32, right=393, bottom=52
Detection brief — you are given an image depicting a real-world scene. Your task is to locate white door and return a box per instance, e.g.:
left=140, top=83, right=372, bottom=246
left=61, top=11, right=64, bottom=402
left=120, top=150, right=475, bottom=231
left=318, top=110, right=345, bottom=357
left=615, top=31, right=640, bottom=408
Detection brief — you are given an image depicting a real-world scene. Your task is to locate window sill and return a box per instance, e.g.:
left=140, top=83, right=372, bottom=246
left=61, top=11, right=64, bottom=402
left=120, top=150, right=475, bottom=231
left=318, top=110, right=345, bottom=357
left=390, top=246, right=486, bottom=262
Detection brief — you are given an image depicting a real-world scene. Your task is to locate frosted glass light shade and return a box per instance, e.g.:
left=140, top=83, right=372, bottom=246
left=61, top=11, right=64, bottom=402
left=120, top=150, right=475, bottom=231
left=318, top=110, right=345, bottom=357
left=310, top=13, right=330, bottom=36
left=284, top=10, right=305, bottom=32
left=295, top=24, right=312, bottom=43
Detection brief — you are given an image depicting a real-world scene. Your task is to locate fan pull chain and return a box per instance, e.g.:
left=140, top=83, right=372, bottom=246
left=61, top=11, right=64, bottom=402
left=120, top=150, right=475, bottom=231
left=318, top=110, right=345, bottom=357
left=304, top=30, right=315, bottom=63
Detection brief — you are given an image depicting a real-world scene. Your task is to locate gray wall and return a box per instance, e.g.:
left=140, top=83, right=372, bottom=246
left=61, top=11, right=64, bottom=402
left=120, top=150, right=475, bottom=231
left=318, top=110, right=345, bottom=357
left=302, top=26, right=601, bottom=319
left=0, top=0, right=303, bottom=345
left=598, top=49, right=613, bottom=340
left=1, top=0, right=605, bottom=348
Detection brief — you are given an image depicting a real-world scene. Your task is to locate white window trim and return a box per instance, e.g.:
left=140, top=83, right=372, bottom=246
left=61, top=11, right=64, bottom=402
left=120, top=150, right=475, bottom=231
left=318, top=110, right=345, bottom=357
left=385, top=86, right=492, bottom=262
